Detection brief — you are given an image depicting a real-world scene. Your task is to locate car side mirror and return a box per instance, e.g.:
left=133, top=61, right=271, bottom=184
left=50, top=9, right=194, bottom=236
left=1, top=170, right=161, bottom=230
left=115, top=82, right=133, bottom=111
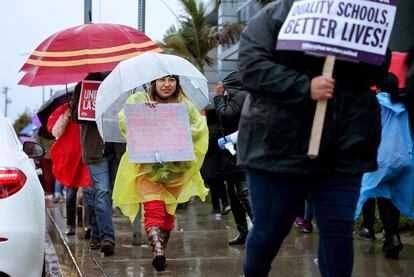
left=23, top=141, right=45, bottom=159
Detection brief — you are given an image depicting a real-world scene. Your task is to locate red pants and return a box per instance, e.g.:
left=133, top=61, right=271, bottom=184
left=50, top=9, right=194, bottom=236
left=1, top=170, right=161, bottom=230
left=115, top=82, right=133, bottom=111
left=143, top=200, right=175, bottom=230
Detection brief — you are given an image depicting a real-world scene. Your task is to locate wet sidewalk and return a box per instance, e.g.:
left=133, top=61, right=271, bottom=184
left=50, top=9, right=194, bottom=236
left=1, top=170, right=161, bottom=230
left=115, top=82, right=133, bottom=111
left=46, top=199, right=414, bottom=277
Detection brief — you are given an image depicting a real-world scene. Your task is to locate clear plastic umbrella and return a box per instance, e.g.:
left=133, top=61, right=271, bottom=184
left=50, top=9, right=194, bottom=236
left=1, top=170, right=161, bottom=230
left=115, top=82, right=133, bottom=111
left=95, top=52, right=210, bottom=142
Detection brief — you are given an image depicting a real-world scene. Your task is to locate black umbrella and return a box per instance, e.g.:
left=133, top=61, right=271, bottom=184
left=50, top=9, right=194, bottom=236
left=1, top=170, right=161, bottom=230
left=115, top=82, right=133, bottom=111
left=37, top=86, right=74, bottom=139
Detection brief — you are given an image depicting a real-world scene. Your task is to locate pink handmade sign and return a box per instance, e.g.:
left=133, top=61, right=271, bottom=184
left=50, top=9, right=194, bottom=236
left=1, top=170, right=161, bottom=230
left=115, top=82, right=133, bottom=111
left=125, top=103, right=195, bottom=163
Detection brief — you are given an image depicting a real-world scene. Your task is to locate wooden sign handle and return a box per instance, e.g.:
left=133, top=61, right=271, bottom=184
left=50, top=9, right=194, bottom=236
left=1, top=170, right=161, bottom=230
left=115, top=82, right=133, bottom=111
left=307, top=55, right=336, bottom=159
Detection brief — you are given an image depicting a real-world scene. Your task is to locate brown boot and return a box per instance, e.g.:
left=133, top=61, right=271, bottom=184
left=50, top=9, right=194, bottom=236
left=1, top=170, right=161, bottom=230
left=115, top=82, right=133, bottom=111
left=160, top=228, right=171, bottom=250
left=146, top=226, right=166, bottom=271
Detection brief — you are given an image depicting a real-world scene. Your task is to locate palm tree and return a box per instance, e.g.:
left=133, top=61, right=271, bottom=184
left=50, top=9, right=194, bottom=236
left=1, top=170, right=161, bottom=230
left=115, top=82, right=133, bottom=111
left=215, top=0, right=272, bottom=7
left=161, top=0, right=249, bottom=72
left=161, top=0, right=214, bottom=74
left=161, top=0, right=266, bottom=73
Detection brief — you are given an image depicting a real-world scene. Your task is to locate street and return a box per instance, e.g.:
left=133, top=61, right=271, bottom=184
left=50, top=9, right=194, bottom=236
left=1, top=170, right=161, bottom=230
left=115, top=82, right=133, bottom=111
left=45, top=199, right=414, bottom=277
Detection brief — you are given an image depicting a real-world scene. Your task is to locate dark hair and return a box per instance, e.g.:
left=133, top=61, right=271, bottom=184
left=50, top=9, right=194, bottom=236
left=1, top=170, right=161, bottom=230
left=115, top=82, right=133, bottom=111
left=149, top=75, right=185, bottom=102
left=378, top=72, right=399, bottom=94
left=85, top=72, right=107, bottom=81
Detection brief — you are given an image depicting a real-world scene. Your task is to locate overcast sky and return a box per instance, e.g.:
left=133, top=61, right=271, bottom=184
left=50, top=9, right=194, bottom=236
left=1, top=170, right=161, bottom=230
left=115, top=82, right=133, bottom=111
left=0, top=0, right=183, bottom=122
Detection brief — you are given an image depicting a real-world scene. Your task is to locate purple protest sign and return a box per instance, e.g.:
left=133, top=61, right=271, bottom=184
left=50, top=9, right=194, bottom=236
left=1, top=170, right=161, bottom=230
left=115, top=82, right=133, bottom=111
left=276, top=0, right=396, bottom=65
left=124, top=103, right=196, bottom=164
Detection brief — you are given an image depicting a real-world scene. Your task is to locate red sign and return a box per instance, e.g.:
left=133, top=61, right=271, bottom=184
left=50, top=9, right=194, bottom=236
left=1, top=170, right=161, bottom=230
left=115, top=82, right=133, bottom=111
left=389, top=52, right=409, bottom=88
left=78, top=80, right=101, bottom=121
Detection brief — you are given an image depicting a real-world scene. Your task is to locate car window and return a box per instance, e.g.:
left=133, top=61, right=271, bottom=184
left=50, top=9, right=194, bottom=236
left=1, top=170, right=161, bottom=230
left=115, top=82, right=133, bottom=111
left=0, top=114, right=27, bottom=165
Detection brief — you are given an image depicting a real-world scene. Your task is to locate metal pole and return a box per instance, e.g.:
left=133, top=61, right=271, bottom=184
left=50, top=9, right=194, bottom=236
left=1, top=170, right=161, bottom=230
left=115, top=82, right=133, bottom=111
left=132, top=206, right=142, bottom=245
left=42, top=86, right=45, bottom=104
left=138, top=0, right=145, bottom=32
left=2, top=87, right=9, bottom=117
left=84, top=0, right=92, bottom=24
left=133, top=0, right=146, bottom=245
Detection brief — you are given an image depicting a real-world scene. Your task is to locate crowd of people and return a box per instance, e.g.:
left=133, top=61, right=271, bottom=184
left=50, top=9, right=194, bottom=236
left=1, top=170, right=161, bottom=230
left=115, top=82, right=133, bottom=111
left=35, top=2, right=414, bottom=275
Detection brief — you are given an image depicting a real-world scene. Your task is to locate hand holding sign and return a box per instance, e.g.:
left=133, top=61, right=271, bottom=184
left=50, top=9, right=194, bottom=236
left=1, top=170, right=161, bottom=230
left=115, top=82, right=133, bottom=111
left=277, top=0, right=396, bottom=157
left=308, top=55, right=336, bottom=158
left=310, top=75, right=335, bottom=101
left=124, top=103, right=196, bottom=164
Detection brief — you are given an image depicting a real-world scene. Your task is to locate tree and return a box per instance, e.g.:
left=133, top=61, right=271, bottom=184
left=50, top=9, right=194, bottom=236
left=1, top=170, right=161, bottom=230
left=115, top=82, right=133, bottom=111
left=215, top=0, right=272, bottom=7
left=13, top=111, right=32, bottom=134
left=161, top=0, right=214, bottom=74
left=160, top=0, right=267, bottom=72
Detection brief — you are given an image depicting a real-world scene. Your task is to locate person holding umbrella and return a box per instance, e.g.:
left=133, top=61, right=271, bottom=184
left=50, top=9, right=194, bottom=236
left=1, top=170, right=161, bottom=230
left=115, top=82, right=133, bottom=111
left=47, top=103, right=93, bottom=238
left=113, top=75, right=208, bottom=271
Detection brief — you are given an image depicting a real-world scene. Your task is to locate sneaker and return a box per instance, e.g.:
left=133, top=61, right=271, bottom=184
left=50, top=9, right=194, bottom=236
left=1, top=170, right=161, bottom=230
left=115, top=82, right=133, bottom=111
left=210, top=209, right=221, bottom=216
left=221, top=205, right=231, bottom=215
left=383, top=234, right=403, bottom=259
left=229, top=232, right=247, bottom=245
left=100, top=240, right=115, bottom=256
left=177, top=203, right=188, bottom=209
left=294, top=217, right=304, bottom=228
left=209, top=209, right=221, bottom=220
left=188, top=196, right=197, bottom=205
left=90, top=236, right=101, bottom=250
left=84, top=228, right=91, bottom=240
left=65, top=225, right=76, bottom=236
left=53, top=195, right=63, bottom=203
left=356, top=227, right=376, bottom=241
left=295, top=218, right=313, bottom=233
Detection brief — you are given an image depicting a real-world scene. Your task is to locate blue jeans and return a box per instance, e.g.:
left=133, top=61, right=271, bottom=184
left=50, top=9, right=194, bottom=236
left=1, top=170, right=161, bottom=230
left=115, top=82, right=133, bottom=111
left=243, top=169, right=361, bottom=277
left=66, top=187, right=94, bottom=227
left=88, top=159, right=115, bottom=244
left=82, top=187, right=94, bottom=207
left=304, top=196, right=314, bottom=222
left=54, top=180, right=64, bottom=197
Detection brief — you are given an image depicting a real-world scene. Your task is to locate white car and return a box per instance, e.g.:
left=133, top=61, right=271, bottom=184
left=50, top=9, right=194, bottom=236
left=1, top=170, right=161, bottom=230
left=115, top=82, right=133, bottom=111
left=0, top=113, right=46, bottom=277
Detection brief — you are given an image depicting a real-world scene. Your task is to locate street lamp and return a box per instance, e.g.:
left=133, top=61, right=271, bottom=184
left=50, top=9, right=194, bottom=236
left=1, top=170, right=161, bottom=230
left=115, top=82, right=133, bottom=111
left=2, top=87, right=12, bottom=117
left=138, top=0, right=145, bottom=32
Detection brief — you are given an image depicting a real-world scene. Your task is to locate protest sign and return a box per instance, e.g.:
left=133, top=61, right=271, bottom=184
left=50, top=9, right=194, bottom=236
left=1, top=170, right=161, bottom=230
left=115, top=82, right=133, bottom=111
left=277, top=0, right=396, bottom=65
left=78, top=80, right=101, bottom=121
left=276, top=0, right=397, bottom=158
left=124, top=103, right=196, bottom=164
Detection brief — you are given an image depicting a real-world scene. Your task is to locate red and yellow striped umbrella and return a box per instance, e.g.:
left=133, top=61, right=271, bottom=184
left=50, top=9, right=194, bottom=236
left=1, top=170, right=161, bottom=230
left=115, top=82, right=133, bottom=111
left=19, top=23, right=163, bottom=86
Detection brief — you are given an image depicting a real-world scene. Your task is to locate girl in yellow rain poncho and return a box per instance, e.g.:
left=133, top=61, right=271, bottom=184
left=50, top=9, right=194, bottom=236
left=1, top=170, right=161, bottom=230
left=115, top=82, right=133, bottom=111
left=112, top=75, right=208, bottom=271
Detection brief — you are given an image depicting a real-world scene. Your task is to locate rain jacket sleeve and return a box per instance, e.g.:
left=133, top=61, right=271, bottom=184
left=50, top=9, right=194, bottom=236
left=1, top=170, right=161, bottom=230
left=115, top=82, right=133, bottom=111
left=113, top=92, right=209, bottom=222
left=238, top=0, right=310, bottom=104
left=47, top=104, right=67, bottom=136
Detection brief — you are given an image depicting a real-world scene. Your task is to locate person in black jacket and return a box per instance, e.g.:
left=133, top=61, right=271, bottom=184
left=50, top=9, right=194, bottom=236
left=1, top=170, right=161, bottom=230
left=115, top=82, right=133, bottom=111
left=213, top=70, right=252, bottom=245
left=237, top=1, right=390, bottom=277
left=201, top=96, right=230, bottom=217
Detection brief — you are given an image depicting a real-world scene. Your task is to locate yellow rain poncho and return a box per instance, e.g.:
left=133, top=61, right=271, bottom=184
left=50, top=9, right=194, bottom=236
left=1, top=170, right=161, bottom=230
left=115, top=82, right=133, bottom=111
left=112, top=91, right=209, bottom=223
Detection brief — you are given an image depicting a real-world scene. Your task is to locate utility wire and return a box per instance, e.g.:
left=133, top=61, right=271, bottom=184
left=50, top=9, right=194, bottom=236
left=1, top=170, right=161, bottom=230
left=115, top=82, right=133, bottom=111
left=159, top=0, right=180, bottom=21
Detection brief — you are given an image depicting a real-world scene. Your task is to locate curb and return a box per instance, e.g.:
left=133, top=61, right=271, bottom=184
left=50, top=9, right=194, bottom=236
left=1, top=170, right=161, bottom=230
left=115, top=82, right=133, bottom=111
left=46, top=200, right=83, bottom=277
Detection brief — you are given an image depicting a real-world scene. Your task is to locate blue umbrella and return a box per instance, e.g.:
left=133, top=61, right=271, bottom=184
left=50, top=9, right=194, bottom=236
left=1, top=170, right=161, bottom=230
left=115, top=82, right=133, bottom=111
left=19, top=123, right=39, bottom=137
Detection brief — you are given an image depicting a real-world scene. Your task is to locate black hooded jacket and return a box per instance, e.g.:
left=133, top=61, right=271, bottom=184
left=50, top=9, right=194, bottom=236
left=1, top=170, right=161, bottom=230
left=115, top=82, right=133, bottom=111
left=214, top=71, right=247, bottom=180
left=237, top=0, right=390, bottom=175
